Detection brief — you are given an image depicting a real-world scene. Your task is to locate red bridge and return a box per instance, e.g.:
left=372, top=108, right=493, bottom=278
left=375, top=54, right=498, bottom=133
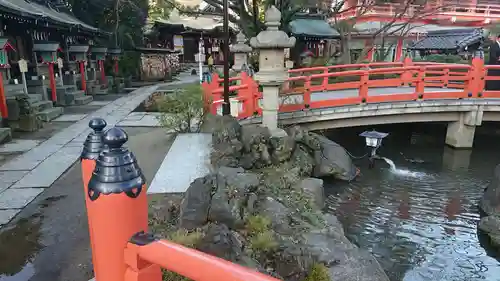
left=202, top=58, right=500, bottom=148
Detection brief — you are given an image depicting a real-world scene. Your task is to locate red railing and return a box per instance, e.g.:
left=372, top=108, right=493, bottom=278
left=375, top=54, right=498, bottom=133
left=202, top=58, right=496, bottom=120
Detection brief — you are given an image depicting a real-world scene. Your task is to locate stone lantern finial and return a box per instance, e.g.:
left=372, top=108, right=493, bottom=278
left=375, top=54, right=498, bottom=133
left=250, top=5, right=295, bottom=50
left=265, top=6, right=281, bottom=31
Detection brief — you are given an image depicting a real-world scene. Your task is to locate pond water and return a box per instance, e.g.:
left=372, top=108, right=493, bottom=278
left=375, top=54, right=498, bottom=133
left=324, top=123, right=500, bottom=281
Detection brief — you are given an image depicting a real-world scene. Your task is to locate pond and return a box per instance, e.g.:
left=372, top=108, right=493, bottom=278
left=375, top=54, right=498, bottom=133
left=323, top=123, right=500, bottom=281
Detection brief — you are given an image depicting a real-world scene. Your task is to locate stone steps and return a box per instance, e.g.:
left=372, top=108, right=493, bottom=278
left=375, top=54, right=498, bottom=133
left=31, top=100, right=54, bottom=112
left=37, top=107, right=64, bottom=122
left=75, top=95, right=93, bottom=105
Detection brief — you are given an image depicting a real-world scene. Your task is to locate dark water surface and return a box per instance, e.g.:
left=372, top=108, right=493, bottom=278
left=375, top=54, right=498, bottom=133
left=324, top=123, right=500, bottom=281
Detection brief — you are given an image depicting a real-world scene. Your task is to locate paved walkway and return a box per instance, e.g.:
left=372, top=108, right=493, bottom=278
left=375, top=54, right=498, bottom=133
left=148, top=133, right=212, bottom=194
left=0, top=71, right=199, bottom=226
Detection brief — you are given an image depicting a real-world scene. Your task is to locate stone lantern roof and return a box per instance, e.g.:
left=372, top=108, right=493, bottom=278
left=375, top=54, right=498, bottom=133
left=230, top=32, right=252, bottom=53
left=250, top=6, right=296, bottom=49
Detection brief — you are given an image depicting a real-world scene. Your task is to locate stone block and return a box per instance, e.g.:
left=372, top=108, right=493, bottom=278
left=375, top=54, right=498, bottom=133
left=10, top=114, right=43, bottom=132
left=75, top=95, right=93, bottom=105
left=0, top=209, right=21, bottom=226
left=0, top=127, right=11, bottom=144
left=0, top=188, right=44, bottom=209
left=5, top=98, right=21, bottom=121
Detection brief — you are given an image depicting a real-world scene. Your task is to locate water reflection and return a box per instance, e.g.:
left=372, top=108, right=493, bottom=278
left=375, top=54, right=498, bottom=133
left=324, top=124, right=500, bottom=281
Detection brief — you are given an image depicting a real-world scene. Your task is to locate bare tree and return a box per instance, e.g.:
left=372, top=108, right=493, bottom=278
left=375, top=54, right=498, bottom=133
left=330, top=0, right=451, bottom=63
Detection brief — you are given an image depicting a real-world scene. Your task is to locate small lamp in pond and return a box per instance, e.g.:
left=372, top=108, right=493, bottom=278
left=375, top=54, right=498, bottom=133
left=360, top=130, right=388, bottom=168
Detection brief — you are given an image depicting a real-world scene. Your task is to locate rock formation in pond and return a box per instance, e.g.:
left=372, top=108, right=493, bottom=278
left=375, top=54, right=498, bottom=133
left=479, top=164, right=500, bottom=247
left=158, top=115, right=389, bottom=281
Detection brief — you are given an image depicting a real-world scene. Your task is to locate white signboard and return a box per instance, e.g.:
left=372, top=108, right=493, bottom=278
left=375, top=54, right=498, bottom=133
left=18, top=59, right=28, bottom=73
left=173, top=35, right=184, bottom=54
left=57, top=57, right=64, bottom=68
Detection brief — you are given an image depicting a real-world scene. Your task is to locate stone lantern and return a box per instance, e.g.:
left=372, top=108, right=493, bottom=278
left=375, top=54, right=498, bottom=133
left=250, top=6, right=296, bottom=132
left=230, top=31, right=252, bottom=72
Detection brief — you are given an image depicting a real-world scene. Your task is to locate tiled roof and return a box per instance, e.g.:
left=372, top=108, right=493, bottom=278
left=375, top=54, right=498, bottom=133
left=289, top=18, right=340, bottom=39
left=0, top=0, right=103, bottom=34
left=410, top=28, right=484, bottom=50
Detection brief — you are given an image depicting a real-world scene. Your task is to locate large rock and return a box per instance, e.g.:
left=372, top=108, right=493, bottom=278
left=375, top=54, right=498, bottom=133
left=295, top=178, right=325, bottom=209
left=179, top=175, right=218, bottom=230
left=312, top=134, right=357, bottom=181
left=239, top=125, right=272, bottom=169
left=303, top=231, right=390, bottom=281
left=480, top=164, right=500, bottom=216
left=287, top=126, right=356, bottom=181
left=208, top=168, right=260, bottom=229
left=479, top=215, right=500, bottom=247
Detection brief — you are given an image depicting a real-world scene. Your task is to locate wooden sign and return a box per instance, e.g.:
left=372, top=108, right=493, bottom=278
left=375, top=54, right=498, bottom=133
left=18, top=59, right=28, bottom=73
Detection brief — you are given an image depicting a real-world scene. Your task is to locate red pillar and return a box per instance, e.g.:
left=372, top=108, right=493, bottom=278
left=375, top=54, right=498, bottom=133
left=114, top=59, right=119, bottom=75
left=0, top=72, right=7, bottom=118
left=48, top=63, right=57, bottom=102
left=100, top=60, right=107, bottom=85
left=395, top=38, right=404, bottom=62
left=80, top=61, right=87, bottom=92
left=365, top=40, right=374, bottom=62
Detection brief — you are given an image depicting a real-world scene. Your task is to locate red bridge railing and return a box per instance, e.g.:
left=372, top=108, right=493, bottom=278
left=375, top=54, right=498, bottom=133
left=202, top=58, right=498, bottom=120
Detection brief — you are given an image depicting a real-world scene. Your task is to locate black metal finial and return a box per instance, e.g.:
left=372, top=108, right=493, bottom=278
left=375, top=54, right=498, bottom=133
left=103, top=127, right=128, bottom=149
left=81, top=118, right=108, bottom=160
left=89, top=118, right=106, bottom=132
left=88, top=127, right=144, bottom=201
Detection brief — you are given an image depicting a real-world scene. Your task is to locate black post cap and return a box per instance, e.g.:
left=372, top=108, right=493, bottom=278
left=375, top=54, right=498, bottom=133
left=103, top=127, right=128, bottom=149
left=87, top=127, right=145, bottom=201
left=81, top=118, right=107, bottom=160
left=89, top=118, right=107, bottom=132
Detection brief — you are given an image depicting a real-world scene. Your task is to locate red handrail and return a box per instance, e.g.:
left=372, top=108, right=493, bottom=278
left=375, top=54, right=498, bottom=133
left=124, top=240, right=280, bottom=281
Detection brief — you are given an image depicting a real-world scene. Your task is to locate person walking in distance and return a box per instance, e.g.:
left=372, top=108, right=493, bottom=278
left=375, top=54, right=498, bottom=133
left=208, top=55, right=214, bottom=73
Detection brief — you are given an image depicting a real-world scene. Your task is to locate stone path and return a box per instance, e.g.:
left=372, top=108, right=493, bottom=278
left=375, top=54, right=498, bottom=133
left=148, top=133, right=212, bottom=194
left=0, top=70, right=199, bottom=226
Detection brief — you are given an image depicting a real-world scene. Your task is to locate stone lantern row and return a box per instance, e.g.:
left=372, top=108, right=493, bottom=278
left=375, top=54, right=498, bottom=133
left=229, top=5, right=296, bottom=133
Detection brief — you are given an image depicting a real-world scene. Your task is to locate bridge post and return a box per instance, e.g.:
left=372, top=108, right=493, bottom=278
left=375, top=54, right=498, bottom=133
left=445, top=106, right=483, bottom=148
left=250, top=6, right=295, bottom=132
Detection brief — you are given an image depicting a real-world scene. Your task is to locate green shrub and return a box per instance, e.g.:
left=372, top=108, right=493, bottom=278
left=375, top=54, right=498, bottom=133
left=156, top=84, right=207, bottom=133
left=303, top=263, right=330, bottom=281
left=249, top=230, right=278, bottom=253
left=246, top=215, right=271, bottom=235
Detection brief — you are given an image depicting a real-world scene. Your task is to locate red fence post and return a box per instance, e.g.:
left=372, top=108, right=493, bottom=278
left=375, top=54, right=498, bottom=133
left=86, top=127, right=161, bottom=281
left=359, top=71, right=369, bottom=102
left=415, top=66, right=425, bottom=98
left=471, top=57, right=485, bottom=97
left=401, top=57, right=413, bottom=86
left=304, top=76, right=312, bottom=108
left=80, top=118, right=107, bottom=274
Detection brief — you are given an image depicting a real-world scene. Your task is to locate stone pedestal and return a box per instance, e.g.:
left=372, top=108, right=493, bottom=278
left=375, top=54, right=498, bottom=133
left=250, top=6, right=295, bottom=131
left=445, top=108, right=483, bottom=148
left=442, top=147, right=472, bottom=171
left=261, top=84, right=280, bottom=130
left=445, top=121, right=476, bottom=148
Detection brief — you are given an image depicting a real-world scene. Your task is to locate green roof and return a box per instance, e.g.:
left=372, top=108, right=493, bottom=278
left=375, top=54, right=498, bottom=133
left=289, top=18, right=339, bottom=39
